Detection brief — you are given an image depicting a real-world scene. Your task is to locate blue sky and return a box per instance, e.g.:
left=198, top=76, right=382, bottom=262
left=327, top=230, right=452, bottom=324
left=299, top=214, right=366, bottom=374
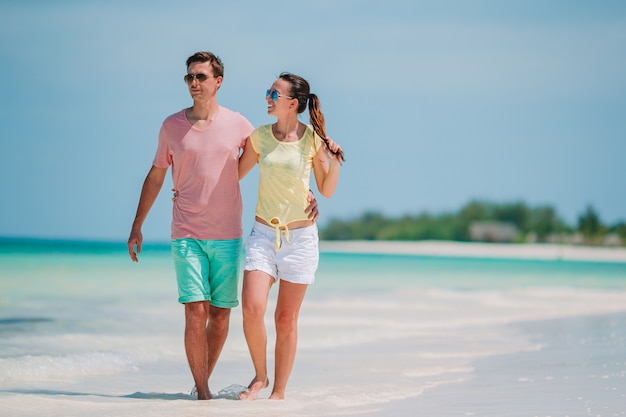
left=1, top=0, right=625, bottom=242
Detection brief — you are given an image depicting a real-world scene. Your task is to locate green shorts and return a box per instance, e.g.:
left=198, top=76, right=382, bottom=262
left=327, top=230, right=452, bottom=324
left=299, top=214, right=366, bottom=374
left=171, top=238, right=242, bottom=307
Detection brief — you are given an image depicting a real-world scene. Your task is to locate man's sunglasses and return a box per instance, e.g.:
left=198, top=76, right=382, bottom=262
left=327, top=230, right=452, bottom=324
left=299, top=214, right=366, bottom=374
left=266, top=89, right=294, bottom=101
left=184, top=73, right=212, bottom=83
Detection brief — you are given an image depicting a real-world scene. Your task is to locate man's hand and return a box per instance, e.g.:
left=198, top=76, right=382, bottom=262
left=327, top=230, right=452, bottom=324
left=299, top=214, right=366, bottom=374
left=127, top=229, right=143, bottom=262
left=305, top=190, right=319, bottom=222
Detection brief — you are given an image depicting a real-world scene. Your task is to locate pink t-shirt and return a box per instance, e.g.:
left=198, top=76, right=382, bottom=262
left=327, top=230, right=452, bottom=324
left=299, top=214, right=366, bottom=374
left=153, top=106, right=254, bottom=240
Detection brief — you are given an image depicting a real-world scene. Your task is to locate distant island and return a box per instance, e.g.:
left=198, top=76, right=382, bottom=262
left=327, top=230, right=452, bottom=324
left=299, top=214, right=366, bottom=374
left=319, top=200, right=625, bottom=247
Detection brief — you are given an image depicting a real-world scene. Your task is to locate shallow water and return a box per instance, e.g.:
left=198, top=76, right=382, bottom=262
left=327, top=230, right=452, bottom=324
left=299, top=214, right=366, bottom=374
left=1, top=239, right=625, bottom=416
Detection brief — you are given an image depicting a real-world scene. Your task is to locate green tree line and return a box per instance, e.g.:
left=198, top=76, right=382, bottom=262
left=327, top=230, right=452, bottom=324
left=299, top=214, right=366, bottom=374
left=319, top=200, right=626, bottom=246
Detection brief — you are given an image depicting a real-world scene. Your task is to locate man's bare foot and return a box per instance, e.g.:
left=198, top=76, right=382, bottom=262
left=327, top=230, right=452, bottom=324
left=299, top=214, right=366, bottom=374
left=239, top=377, right=269, bottom=400
left=197, top=393, right=212, bottom=400
left=190, top=384, right=212, bottom=400
left=197, top=388, right=212, bottom=400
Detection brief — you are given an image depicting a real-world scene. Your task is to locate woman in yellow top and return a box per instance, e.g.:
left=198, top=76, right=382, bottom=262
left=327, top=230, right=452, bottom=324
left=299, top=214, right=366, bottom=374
left=238, top=72, right=344, bottom=400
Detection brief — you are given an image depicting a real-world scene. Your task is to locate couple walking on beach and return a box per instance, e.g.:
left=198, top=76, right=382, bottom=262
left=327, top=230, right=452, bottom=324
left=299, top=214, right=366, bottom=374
left=127, top=51, right=344, bottom=400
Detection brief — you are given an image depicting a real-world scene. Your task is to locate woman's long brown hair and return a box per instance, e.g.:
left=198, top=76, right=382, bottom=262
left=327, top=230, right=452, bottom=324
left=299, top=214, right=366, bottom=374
left=279, top=72, right=345, bottom=162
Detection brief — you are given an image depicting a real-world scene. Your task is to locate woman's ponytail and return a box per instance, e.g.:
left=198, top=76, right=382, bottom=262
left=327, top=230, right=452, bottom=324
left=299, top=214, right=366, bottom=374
left=279, top=72, right=345, bottom=162
left=308, top=93, right=345, bottom=162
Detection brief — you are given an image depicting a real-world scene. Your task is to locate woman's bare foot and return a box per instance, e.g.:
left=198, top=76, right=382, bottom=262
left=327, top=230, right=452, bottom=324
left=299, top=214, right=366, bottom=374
left=268, top=392, right=285, bottom=400
left=239, top=377, right=269, bottom=400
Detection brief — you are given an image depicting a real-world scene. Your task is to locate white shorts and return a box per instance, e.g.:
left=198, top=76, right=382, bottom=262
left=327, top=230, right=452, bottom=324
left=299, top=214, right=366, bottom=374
left=244, top=221, right=319, bottom=285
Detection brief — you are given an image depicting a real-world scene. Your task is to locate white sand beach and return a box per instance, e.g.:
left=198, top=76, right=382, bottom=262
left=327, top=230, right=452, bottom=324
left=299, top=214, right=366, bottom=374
left=320, top=239, right=626, bottom=263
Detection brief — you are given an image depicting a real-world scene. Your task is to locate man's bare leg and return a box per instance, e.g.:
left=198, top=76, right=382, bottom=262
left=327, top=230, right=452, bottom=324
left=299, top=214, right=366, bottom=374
left=269, top=280, right=308, bottom=400
left=239, top=270, right=274, bottom=400
left=184, top=301, right=211, bottom=400
left=206, top=305, right=231, bottom=381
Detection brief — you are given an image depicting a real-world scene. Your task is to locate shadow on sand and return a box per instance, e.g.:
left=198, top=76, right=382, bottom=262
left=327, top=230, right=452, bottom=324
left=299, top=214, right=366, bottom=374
left=1, top=384, right=248, bottom=401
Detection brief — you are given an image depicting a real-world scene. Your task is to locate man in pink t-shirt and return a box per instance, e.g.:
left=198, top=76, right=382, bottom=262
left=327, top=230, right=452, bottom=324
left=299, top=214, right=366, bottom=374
left=126, top=52, right=320, bottom=400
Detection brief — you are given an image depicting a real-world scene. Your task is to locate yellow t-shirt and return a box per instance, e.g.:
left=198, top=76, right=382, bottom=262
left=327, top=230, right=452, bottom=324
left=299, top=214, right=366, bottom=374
left=250, top=124, right=323, bottom=228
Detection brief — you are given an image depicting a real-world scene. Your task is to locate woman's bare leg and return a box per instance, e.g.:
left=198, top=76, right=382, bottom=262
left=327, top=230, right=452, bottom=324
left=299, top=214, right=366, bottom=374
left=269, top=280, right=308, bottom=400
left=239, top=269, right=274, bottom=400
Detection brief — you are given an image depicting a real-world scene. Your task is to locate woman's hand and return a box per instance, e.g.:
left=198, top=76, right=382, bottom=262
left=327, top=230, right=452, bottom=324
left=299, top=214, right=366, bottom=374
left=324, top=137, right=343, bottom=160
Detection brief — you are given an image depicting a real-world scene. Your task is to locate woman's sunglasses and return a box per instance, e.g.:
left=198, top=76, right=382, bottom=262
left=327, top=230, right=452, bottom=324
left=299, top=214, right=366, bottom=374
left=266, top=89, right=294, bottom=101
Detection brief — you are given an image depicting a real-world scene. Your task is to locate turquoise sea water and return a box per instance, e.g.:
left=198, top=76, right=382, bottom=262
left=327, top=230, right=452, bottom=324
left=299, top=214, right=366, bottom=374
left=1, top=238, right=625, bottom=417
